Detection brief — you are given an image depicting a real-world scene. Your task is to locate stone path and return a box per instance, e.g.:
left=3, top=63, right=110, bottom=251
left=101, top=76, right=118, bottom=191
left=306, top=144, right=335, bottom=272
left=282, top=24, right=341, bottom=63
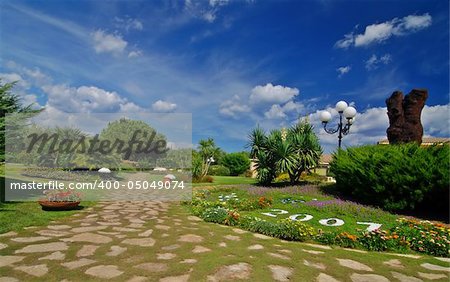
left=0, top=201, right=449, bottom=281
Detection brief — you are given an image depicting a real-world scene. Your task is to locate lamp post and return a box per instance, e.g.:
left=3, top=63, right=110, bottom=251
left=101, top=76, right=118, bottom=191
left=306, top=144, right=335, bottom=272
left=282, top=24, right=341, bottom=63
left=319, top=101, right=357, bottom=149
left=203, top=156, right=215, bottom=177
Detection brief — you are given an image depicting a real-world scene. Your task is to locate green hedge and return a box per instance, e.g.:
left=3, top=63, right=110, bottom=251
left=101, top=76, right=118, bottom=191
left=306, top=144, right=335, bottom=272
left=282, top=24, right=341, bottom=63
left=330, top=144, right=449, bottom=212
left=209, top=165, right=230, bottom=176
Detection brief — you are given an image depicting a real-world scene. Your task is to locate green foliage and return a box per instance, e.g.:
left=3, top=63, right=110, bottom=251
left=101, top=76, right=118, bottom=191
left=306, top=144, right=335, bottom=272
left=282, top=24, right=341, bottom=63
left=209, top=165, right=230, bottom=176
left=100, top=118, right=167, bottom=165
left=330, top=144, right=450, bottom=212
left=201, top=207, right=229, bottom=223
left=243, top=218, right=315, bottom=241
left=248, top=120, right=322, bottom=185
left=192, top=150, right=202, bottom=179
left=156, top=148, right=192, bottom=169
left=221, top=152, right=250, bottom=176
left=197, top=138, right=221, bottom=177
left=0, top=80, right=42, bottom=162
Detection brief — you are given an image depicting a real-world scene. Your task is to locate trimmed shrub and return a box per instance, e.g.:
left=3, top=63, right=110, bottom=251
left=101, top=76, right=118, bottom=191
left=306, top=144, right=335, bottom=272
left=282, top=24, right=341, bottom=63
left=209, top=165, right=230, bottom=176
left=221, top=152, right=251, bottom=176
left=330, top=144, right=449, bottom=212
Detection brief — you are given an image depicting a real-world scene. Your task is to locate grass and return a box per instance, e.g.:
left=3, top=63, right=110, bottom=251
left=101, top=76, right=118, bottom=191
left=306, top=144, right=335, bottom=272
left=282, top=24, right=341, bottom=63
left=193, top=176, right=257, bottom=186
left=0, top=201, right=95, bottom=234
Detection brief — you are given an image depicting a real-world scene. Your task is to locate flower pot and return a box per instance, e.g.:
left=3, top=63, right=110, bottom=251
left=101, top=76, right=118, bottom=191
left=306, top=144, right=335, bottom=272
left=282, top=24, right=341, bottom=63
left=38, top=200, right=80, bottom=211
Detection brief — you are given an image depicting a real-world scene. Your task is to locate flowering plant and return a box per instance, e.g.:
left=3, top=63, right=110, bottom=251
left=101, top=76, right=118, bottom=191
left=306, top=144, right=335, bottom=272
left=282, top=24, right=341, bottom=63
left=42, top=190, right=82, bottom=202
left=258, top=196, right=272, bottom=208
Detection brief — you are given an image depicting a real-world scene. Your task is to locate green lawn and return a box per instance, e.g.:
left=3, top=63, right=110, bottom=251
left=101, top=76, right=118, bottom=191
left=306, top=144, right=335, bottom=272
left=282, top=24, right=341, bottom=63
left=193, top=176, right=257, bottom=186
left=0, top=201, right=95, bottom=234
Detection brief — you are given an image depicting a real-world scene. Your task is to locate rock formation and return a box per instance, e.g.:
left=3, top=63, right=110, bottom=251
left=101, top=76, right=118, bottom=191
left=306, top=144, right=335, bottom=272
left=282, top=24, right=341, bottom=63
left=386, top=89, right=428, bottom=145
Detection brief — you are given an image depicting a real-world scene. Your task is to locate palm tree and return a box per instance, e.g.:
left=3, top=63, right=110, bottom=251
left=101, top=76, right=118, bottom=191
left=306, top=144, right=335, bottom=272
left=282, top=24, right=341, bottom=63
left=198, top=138, right=220, bottom=178
left=1, top=80, right=42, bottom=162
left=247, top=120, right=322, bottom=185
left=248, top=126, right=276, bottom=185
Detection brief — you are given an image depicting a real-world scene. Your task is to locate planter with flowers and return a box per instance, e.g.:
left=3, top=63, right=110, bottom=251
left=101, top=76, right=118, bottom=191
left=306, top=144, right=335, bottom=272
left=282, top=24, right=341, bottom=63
left=38, top=190, right=82, bottom=210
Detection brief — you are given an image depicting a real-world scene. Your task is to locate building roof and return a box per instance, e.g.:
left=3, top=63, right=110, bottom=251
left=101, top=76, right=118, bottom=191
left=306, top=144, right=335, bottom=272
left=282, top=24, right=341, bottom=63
left=377, top=137, right=450, bottom=145
left=320, top=154, right=333, bottom=164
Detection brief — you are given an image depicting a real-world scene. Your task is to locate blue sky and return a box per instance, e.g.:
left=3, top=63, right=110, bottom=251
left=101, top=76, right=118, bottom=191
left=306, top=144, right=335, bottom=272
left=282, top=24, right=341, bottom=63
left=1, top=0, right=449, bottom=153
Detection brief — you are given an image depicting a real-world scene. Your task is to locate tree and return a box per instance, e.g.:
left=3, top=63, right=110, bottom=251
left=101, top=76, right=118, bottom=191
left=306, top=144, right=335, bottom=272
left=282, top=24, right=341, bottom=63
left=0, top=80, right=42, bottom=162
left=100, top=118, right=167, bottom=167
left=248, top=120, right=322, bottom=184
left=197, top=138, right=220, bottom=177
left=221, top=152, right=251, bottom=176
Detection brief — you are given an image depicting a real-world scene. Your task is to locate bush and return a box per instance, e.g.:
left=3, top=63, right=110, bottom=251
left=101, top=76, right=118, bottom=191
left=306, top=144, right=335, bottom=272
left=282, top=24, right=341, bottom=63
left=275, top=173, right=290, bottom=182
left=245, top=218, right=315, bottom=241
left=221, top=152, right=251, bottom=176
left=330, top=144, right=449, bottom=212
left=202, top=207, right=228, bottom=223
left=209, top=165, right=230, bottom=176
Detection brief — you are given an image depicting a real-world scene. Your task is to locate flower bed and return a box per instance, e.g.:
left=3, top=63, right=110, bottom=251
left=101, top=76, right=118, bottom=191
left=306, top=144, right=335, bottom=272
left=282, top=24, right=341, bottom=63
left=190, top=186, right=450, bottom=257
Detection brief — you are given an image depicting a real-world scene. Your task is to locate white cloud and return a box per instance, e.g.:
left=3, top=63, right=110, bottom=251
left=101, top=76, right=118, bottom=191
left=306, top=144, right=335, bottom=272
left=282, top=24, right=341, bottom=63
left=336, top=66, right=351, bottom=78
left=265, top=104, right=287, bottom=119
left=184, top=0, right=229, bottom=23
left=250, top=83, right=299, bottom=104
left=335, top=13, right=432, bottom=48
left=114, top=17, right=143, bottom=31
left=3, top=62, right=51, bottom=87
left=42, top=84, right=139, bottom=113
left=91, top=30, right=128, bottom=55
left=219, top=95, right=250, bottom=118
left=264, top=101, right=304, bottom=120
left=128, top=50, right=142, bottom=58
left=152, top=100, right=177, bottom=112
left=365, top=54, right=392, bottom=70
left=0, top=72, right=29, bottom=88
left=422, top=104, right=450, bottom=136
left=335, top=33, right=355, bottom=49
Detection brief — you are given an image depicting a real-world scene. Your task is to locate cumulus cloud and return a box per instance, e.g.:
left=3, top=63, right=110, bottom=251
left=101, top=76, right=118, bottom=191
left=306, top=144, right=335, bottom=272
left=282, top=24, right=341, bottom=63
left=336, top=66, right=351, bottom=78
left=422, top=104, right=450, bottom=136
left=0, top=72, right=42, bottom=108
left=152, top=100, right=177, bottom=112
left=91, top=30, right=128, bottom=55
left=265, top=104, right=287, bottom=119
left=0, top=72, right=29, bottom=88
left=264, top=101, right=304, bottom=120
left=42, top=84, right=139, bottom=113
left=219, top=95, right=250, bottom=118
left=250, top=83, right=299, bottom=104
left=335, top=13, right=432, bottom=48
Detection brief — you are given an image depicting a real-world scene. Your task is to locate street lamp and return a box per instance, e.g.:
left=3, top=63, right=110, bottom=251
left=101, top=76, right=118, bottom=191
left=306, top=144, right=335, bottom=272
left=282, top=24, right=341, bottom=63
left=319, top=101, right=357, bottom=149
